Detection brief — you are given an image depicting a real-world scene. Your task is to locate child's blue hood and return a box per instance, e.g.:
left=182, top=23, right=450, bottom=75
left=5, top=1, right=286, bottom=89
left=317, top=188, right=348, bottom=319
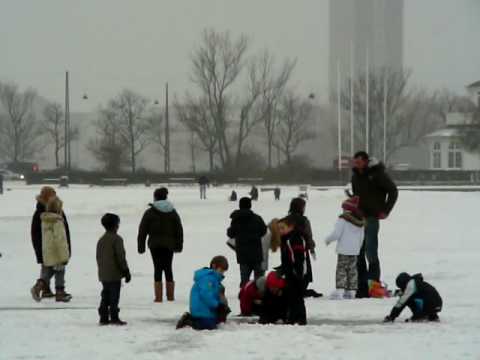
left=194, top=268, right=224, bottom=283
left=151, top=200, right=175, bottom=213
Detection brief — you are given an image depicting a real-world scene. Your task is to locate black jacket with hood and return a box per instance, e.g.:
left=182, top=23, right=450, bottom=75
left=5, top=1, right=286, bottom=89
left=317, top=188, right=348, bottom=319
left=351, top=158, right=398, bottom=217
left=227, top=209, right=267, bottom=265
left=137, top=200, right=184, bottom=253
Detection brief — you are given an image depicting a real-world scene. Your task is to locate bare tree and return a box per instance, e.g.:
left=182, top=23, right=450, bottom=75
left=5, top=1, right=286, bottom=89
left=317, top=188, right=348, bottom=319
left=233, top=57, right=266, bottom=166
left=110, top=89, right=150, bottom=173
left=0, top=83, right=41, bottom=163
left=338, top=67, right=442, bottom=162
left=145, top=109, right=167, bottom=172
left=275, top=92, right=315, bottom=164
left=89, top=108, right=128, bottom=173
left=190, top=28, right=249, bottom=168
left=175, top=95, right=217, bottom=171
left=257, top=50, right=296, bottom=168
left=41, top=102, right=79, bottom=168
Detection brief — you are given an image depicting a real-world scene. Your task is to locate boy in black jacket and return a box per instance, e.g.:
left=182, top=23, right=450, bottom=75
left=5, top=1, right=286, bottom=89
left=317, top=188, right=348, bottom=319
left=97, top=213, right=131, bottom=326
left=384, top=273, right=442, bottom=323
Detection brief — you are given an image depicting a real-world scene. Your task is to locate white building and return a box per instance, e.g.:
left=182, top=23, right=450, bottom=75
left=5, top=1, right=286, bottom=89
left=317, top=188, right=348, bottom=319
left=424, top=81, right=480, bottom=170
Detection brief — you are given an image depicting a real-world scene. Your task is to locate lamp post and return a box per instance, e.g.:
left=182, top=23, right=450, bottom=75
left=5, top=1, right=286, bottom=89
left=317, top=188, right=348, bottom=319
left=153, top=83, right=171, bottom=174
left=64, top=70, right=88, bottom=174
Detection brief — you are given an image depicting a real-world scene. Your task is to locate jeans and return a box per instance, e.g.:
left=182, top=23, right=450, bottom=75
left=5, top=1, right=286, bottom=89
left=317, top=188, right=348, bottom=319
left=41, top=265, right=66, bottom=289
left=98, top=281, right=121, bottom=321
left=150, top=247, right=174, bottom=282
left=357, top=217, right=380, bottom=296
left=192, top=317, right=217, bottom=330
left=239, top=263, right=264, bottom=288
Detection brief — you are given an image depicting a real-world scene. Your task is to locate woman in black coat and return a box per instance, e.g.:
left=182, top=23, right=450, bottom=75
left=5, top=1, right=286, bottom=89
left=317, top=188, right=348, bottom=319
left=288, top=198, right=322, bottom=298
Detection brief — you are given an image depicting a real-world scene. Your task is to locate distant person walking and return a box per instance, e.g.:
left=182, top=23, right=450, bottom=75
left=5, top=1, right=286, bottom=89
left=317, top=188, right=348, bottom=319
left=274, top=187, right=281, bottom=201
left=250, top=186, right=259, bottom=201
left=138, top=187, right=184, bottom=302
left=0, top=173, right=3, bottom=195
left=351, top=151, right=398, bottom=298
left=227, top=197, right=267, bottom=287
left=198, top=176, right=209, bottom=200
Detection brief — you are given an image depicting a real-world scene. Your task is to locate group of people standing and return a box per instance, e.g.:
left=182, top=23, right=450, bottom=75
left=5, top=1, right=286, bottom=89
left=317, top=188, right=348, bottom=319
left=28, top=150, right=443, bottom=328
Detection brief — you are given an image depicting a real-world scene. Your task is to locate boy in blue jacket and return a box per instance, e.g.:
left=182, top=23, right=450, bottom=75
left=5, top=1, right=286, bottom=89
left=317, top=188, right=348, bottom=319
left=177, top=256, right=230, bottom=330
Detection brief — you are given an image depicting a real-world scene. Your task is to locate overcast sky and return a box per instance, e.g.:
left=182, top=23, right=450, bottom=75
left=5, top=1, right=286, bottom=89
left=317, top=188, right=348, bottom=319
left=1, top=0, right=479, bottom=112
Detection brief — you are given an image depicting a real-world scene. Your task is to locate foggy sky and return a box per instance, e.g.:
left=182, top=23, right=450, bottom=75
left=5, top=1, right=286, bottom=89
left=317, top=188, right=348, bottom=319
left=1, top=0, right=479, bottom=112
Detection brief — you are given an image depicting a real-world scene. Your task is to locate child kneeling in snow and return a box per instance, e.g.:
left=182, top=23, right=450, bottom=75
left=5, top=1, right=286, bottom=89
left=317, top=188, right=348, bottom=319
left=96, top=213, right=131, bottom=326
left=325, top=196, right=365, bottom=300
left=239, top=270, right=287, bottom=319
left=176, top=256, right=231, bottom=330
left=384, top=273, right=443, bottom=323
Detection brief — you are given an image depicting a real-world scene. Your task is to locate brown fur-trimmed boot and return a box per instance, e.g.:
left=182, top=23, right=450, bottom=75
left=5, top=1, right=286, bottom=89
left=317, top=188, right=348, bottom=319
left=154, top=282, right=163, bottom=303
left=42, top=283, right=55, bottom=299
left=30, top=279, right=46, bottom=302
left=166, top=282, right=175, bottom=302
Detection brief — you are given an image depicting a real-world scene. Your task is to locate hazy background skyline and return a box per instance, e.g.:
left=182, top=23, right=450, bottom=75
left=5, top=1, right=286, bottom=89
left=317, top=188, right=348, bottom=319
left=1, top=0, right=480, bottom=112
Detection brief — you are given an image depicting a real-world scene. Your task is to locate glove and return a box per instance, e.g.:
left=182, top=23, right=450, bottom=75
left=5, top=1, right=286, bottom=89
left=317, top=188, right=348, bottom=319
left=310, top=250, right=317, bottom=261
left=124, top=270, right=132, bottom=283
left=138, top=246, right=145, bottom=255
left=383, top=315, right=394, bottom=323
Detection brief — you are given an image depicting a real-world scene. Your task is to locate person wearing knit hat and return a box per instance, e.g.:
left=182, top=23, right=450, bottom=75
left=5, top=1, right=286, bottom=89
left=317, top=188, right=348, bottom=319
left=325, top=197, right=366, bottom=300
left=30, top=187, right=72, bottom=302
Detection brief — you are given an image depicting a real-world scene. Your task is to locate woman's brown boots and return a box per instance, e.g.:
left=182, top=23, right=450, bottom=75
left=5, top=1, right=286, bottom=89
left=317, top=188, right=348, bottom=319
left=154, top=282, right=163, bottom=302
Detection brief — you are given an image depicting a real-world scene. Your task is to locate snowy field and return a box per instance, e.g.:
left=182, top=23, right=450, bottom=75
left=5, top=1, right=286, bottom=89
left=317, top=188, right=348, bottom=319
left=1, top=183, right=479, bottom=360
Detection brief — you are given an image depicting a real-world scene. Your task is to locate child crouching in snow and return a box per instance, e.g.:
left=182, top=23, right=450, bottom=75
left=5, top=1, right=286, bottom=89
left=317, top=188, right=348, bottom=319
left=384, top=272, right=443, bottom=323
left=176, top=256, right=231, bottom=330
left=325, top=196, right=365, bottom=300
left=96, top=213, right=131, bottom=326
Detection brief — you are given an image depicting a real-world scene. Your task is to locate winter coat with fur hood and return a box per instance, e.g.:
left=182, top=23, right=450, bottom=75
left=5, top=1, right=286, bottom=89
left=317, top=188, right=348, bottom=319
left=137, top=200, right=184, bottom=253
left=31, top=202, right=71, bottom=264
left=41, top=212, right=70, bottom=267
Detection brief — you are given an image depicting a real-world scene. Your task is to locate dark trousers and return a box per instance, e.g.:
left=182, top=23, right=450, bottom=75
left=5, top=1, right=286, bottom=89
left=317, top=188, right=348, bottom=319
left=150, top=247, right=174, bottom=282
left=406, top=297, right=442, bottom=320
left=286, top=278, right=307, bottom=325
left=98, top=281, right=121, bottom=321
left=357, top=217, right=380, bottom=297
left=239, top=263, right=265, bottom=288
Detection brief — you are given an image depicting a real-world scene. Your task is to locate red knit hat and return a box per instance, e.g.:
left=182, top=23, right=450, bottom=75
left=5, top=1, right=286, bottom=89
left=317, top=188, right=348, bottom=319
left=266, top=271, right=286, bottom=290
left=342, top=196, right=362, bottom=216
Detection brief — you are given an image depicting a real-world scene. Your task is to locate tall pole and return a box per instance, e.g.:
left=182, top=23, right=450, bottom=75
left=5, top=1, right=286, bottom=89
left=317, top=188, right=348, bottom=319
left=350, top=41, right=355, bottom=157
left=365, top=49, right=370, bottom=153
left=383, top=70, right=388, bottom=164
left=64, top=71, right=70, bottom=173
left=337, top=61, right=342, bottom=171
left=164, top=82, right=170, bottom=173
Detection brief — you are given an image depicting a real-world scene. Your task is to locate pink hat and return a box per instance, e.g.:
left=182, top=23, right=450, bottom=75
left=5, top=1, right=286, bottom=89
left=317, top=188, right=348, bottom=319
left=342, top=196, right=362, bottom=216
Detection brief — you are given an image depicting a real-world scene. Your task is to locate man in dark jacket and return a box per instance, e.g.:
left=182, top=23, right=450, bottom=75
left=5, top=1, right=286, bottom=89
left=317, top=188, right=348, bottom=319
left=227, top=197, right=267, bottom=287
left=384, top=273, right=442, bottom=322
left=138, top=187, right=183, bottom=302
left=351, top=151, right=398, bottom=298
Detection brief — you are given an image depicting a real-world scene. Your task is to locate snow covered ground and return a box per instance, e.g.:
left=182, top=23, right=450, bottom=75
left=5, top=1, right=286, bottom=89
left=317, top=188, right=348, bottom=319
left=1, top=183, right=479, bottom=360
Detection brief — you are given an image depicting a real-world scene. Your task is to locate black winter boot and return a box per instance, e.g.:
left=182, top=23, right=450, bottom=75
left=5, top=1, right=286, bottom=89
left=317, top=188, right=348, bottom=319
left=98, top=307, right=110, bottom=326
left=110, top=309, right=127, bottom=326
left=176, top=312, right=193, bottom=329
